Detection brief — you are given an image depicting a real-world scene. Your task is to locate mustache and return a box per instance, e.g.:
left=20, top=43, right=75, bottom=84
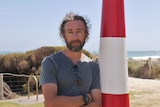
left=70, top=40, right=82, bottom=44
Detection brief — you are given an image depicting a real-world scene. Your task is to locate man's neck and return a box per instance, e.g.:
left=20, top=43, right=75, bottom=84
left=62, top=48, right=82, bottom=65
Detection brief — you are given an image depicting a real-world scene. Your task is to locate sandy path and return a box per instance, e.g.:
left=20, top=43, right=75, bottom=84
left=129, top=77, right=160, bottom=107
left=129, top=77, right=160, bottom=92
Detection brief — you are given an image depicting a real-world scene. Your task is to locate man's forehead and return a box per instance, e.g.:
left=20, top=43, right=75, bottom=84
left=64, top=20, right=85, bottom=29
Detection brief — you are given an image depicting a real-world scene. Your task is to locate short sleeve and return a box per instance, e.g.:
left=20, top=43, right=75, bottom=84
left=39, top=56, right=57, bottom=87
left=91, top=63, right=101, bottom=89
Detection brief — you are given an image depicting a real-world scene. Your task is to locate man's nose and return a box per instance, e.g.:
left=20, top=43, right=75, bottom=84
left=72, top=33, right=79, bottom=39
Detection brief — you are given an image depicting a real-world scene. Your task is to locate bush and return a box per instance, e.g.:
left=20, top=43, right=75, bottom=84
left=128, top=59, right=160, bottom=79
left=128, top=61, right=142, bottom=77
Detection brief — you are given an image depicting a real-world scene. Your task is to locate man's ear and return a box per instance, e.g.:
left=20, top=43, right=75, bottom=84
left=61, top=33, right=65, bottom=38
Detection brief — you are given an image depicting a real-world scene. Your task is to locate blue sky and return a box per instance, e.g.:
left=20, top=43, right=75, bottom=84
left=0, top=0, right=160, bottom=52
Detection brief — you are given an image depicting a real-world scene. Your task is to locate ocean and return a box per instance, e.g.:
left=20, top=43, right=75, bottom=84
left=127, top=51, right=160, bottom=59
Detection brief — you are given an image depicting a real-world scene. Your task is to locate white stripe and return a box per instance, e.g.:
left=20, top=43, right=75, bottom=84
left=99, top=37, right=128, bottom=94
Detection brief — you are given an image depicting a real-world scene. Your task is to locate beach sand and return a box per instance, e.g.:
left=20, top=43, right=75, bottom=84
left=129, top=77, right=160, bottom=107
left=129, top=77, right=160, bottom=92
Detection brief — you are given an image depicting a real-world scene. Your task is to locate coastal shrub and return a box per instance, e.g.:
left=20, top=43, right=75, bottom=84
left=17, top=60, right=30, bottom=74
left=0, top=55, right=5, bottom=72
left=1, top=53, right=30, bottom=74
left=54, top=46, right=65, bottom=52
left=30, top=46, right=55, bottom=69
left=128, top=60, right=142, bottom=77
left=128, top=59, right=160, bottom=79
left=151, top=65, right=160, bottom=79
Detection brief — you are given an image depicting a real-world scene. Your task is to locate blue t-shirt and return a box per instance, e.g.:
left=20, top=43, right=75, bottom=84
left=40, top=51, right=100, bottom=96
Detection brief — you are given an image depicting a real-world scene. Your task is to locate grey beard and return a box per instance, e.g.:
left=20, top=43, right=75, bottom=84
left=66, top=40, right=85, bottom=52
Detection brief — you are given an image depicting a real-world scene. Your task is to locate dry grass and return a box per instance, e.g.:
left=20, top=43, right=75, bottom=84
left=0, top=102, right=43, bottom=107
left=130, top=91, right=160, bottom=107
left=129, top=77, right=160, bottom=107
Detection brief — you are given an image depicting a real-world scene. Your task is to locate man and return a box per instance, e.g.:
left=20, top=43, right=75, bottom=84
left=40, top=12, right=102, bottom=107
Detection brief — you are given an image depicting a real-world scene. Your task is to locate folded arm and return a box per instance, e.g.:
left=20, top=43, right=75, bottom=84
left=82, top=89, right=102, bottom=107
left=42, top=83, right=85, bottom=107
left=42, top=83, right=101, bottom=107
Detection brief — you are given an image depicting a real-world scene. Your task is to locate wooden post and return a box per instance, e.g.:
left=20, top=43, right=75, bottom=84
left=148, top=57, right=152, bottom=78
left=0, top=74, right=3, bottom=100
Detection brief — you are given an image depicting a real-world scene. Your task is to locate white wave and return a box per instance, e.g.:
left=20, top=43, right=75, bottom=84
left=128, top=56, right=160, bottom=60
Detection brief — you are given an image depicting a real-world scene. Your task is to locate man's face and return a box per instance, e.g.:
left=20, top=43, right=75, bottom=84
left=63, top=20, right=87, bottom=52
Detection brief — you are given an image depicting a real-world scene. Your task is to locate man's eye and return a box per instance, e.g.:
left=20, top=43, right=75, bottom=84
left=68, top=31, right=73, bottom=33
left=77, top=31, right=82, bottom=33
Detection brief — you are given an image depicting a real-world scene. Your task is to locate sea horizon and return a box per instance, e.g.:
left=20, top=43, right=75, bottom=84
left=127, top=50, right=160, bottom=59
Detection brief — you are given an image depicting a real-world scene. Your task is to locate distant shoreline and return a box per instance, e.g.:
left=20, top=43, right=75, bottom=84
left=128, top=56, right=160, bottom=60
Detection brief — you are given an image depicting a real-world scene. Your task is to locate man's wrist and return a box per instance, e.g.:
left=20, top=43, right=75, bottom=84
left=83, top=93, right=90, bottom=105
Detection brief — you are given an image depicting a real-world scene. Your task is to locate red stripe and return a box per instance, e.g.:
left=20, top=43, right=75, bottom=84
left=100, top=0, right=126, bottom=37
left=102, top=93, right=130, bottom=107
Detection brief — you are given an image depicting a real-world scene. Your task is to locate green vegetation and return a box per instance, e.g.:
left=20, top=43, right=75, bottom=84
left=0, top=102, right=43, bottom=107
left=129, top=91, right=160, bottom=107
left=128, top=60, right=160, bottom=79
left=0, top=46, right=94, bottom=75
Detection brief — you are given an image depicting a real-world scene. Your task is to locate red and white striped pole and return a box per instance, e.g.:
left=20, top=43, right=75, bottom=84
left=99, top=0, right=130, bottom=107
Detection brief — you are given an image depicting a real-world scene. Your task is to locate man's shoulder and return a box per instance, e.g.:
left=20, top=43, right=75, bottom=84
left=42, top=51, right=62, bottom=62
left=81, top=53, right=97, bottom=64
left=48, top=51, right=62, bottom=58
